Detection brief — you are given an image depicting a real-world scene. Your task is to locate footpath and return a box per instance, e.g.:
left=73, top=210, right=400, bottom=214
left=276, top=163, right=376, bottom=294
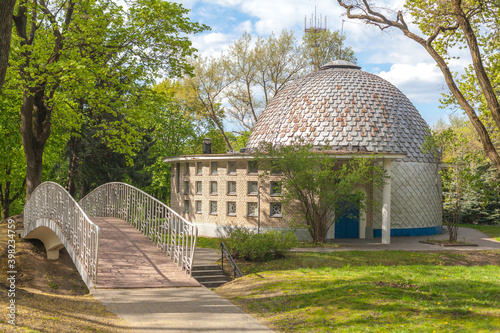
left=92, top=226, right=498, bottom=332
left=91, top=227, right=273, bottom=333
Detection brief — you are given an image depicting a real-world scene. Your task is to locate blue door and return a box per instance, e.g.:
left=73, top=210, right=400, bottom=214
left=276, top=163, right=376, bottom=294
left=335, top=201, right=360, bottom=238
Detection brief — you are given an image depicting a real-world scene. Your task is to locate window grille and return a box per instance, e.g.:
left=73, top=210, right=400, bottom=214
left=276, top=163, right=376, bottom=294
left=248, top=181, right=258, bottom=195
left=227, top=181, right=237, bottom=195
left=210, top=181, right=218, bottom=194
left=247, top=202, right=258, bottom=217
left=270, top=202, right=282, bottom=217
left=210, top=201, right=218, bottom=215
left=227, top=202, right=237, bottom=216
left=270, top=181, right=282, bottom=195
left=248, top=161, right=258, bottom=174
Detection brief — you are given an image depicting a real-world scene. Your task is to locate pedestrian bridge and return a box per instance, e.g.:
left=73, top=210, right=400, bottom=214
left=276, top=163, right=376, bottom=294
left=22, top=182, right=198, bottom=288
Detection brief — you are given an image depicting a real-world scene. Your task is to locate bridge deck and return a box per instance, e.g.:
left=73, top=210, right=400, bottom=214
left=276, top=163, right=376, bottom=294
left=91, top=217, right=200, bottom=289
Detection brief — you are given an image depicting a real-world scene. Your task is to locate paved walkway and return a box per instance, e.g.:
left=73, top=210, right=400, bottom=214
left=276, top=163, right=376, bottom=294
left=91, top=217, right=273, bottom=332
left=92, top=287, right=274, bottom=333
left=293, top=227, right=500, bottom=252
left=92, top=217, right=199, bottom=288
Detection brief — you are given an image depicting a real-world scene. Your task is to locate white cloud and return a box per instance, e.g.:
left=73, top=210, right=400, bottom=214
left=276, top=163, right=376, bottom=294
left=376, top=63, right=446, bottom=103
left=190, top=32, right=233, bottom=58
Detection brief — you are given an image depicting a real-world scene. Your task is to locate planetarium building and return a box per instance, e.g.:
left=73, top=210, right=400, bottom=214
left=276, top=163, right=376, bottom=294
left=164, top=60, right=443, bottom=243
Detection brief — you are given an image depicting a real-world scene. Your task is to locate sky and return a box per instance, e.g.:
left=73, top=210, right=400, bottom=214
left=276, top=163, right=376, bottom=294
left=175, top=0, right=470, bottom=127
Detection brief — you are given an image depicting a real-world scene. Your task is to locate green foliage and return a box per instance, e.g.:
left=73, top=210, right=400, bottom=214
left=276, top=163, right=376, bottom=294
left=423, top=126, right=485, bottom=241
left=218, top=251, right=500, bottom=333
left=302, top=29, right=357, bottom=70
left=0, top=64, right=25, bottom=218
left=254, top=142, right=386, bottom=242
left=225, top=227, right=298, bottom=262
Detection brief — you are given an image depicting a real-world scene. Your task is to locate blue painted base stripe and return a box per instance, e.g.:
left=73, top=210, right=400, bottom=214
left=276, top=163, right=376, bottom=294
left=373, top=226, right=443, bottom=237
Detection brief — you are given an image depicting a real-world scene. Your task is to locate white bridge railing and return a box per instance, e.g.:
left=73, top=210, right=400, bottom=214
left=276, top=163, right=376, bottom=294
left=23, top=182, right=100, bottom=287
left=79, top=182, right=197, bottom=276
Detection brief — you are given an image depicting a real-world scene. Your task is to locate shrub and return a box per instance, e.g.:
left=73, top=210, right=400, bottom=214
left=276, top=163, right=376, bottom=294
left=224, top=227, right=298, bottom=262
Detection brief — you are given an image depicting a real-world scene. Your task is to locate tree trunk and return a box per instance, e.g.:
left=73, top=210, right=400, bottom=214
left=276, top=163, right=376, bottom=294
left=66, top=135, right=81, bottom=198
left=0, top=0, right=16, bottom=93
left=21, top=87, right=52, bottom=201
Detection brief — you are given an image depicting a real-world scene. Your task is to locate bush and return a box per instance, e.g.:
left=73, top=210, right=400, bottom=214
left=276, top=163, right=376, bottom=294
left=224, top=227, right=298, bottom=262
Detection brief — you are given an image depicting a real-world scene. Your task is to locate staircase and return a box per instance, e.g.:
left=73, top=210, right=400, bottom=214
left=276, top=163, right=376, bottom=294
left=192, top=264, right=228, bottom=288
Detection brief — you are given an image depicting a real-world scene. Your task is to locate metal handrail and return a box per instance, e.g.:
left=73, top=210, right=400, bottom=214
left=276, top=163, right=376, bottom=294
left=79, top=182, right=198, bottom=276
left=220, top=242, right=243, bottom=278
left=23, top=181, right=100, bottom=287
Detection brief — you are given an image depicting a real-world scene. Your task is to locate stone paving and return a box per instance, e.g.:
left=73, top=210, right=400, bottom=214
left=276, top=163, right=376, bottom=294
left=91, top=217, right=199, bottom=288
left=92, top=287, right=274, bottom=333
left=293, top=227, right=500, bottom=253
left=90, top=217, right=273, bottom=332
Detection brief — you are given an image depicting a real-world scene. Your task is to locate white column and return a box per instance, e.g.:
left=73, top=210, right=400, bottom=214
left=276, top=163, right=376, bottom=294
left=382, top=158, right=392, bottom=244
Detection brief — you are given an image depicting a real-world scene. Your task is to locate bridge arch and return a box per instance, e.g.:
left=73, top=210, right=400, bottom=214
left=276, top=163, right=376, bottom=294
left=23, top=182, right=99, bottom=288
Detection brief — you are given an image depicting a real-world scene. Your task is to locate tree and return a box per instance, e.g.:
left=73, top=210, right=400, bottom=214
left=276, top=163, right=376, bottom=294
left=0, top=70, right=25, bottom=219
left=11, top=0, right=207, bottom=200
left=302, top=28, right=357, bottom=70
left=423, top=127, right=483, bottom=242
left=255, top=142, right=385, bottom=242
left=337, top=0, right=500, bottom=173
left=0, top=0, right=16, bottom=93
left=182, top=56, right=235, bottom=151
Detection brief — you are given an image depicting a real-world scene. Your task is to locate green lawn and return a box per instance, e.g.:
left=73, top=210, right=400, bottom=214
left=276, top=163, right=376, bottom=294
left=460, top=224, right=500, bottom=241
left=216, top=251, right=500, bottom=332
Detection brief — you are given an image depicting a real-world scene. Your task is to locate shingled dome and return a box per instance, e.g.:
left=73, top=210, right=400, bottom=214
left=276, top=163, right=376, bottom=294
left=246, top=60, right=433, bottom=163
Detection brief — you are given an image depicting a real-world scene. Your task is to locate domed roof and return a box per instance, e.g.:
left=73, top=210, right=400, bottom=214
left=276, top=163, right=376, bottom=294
left=245, top=61, right=433, bottom=163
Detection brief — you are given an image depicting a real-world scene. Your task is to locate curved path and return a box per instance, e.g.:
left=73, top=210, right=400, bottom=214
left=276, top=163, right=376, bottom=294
left=293, top=227, right=500, bottom=252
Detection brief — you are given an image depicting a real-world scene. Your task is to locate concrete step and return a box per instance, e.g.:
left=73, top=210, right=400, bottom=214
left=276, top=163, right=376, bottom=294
left=202, top=280, right=228, bottom=288
left=192, top=264, right=220, bottom=271
left=192, top=269, right=223, bottom=277
left=191, top=264, right=228, bottom=288
left=194, top=274, right=228, bottom=282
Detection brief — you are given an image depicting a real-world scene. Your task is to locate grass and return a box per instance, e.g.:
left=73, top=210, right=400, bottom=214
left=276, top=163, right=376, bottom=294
left=196, top=236, right=340, bottom=250
left=216, top=251, right=500, bottom=332
left=460, top=223, right=500, bottom=241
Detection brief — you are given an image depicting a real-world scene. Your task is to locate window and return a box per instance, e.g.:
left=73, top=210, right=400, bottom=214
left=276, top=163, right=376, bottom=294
left=270, top=181, right=282, bottom=195
left=247, top=202, right=258, bottom=217
left=271, top=160, right=282, bottom=175
left=196, top=181, right=202, bottom=194
left=184, top=200, right=190, bottom=213
left=196, top=162, right=202, bottom=175
left=270, top=202, right=282, bottom=217
left=210, top=181, right=218, bottom=195
left=185, top=162, right=190, bottom=175
left=227, top=161, right=237, bottom=175
left=247, top=181, right=258, bottom=195
left=210, top=201, right=218, bottom=215
left=211, top=161, right=218, bottom=175
left=195, top=200, right=202, bottom=214
left=227, top=181, right=236, bottom=195
left=184, top=181, right=189, bottom=195
left=227, top=202, right=237, bottom=216
left=248, top=161, right=258, bottom=174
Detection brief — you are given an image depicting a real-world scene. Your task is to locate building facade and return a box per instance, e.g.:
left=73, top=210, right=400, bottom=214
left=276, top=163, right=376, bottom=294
left=164, top=60, right=443, bottom=242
